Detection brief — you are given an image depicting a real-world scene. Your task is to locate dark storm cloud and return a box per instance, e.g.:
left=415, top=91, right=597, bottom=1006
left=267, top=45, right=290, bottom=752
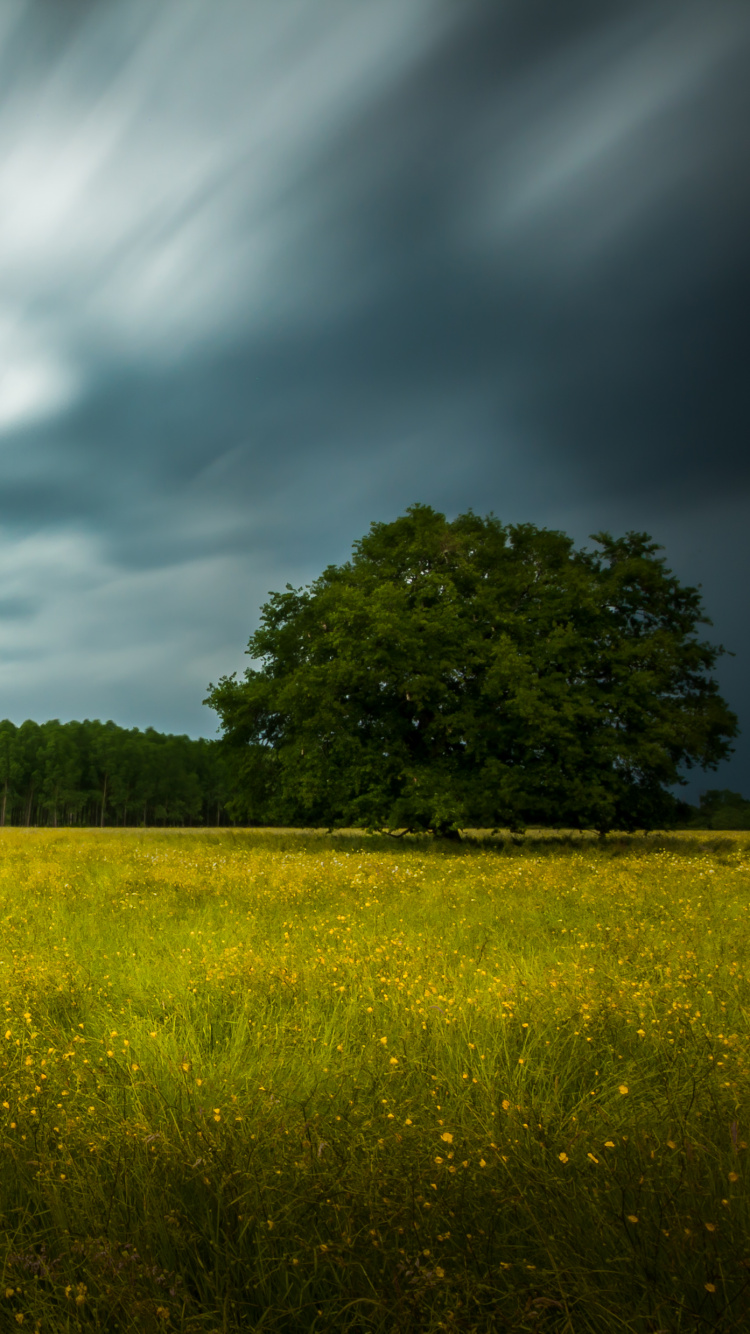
left=0, top=596, right=36, bottom=621
left=0, top=0, right=747, bottom=793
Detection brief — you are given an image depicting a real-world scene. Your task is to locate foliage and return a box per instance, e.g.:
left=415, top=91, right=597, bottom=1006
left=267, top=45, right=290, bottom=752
left=0, top=718, right=231, bottom=826
left=0, top=828, right=747, bottom=1332
left=693, top=789, right=750, bottom=831
left=206, top=504, right=737, bottom=833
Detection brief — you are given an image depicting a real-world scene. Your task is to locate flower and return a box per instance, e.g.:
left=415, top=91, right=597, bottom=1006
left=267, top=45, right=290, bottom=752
left=627, top=1215, right=638, bottom=1224
left=558, top=1152, right=569, bottom=1163
left=440, top=1132, right=453, bottom=1144
left=705, top=1283, right=716, bottom=1293
left=618, top=1085, right=629, bottom=1095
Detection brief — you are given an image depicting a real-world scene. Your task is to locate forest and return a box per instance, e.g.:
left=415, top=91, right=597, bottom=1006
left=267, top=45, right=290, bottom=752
left=0, top=718, right=230, bottom=827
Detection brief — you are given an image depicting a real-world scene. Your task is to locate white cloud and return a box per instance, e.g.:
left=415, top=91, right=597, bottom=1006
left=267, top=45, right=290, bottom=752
left=0, top=308, right=80, bottom=433
left=0, top=0, right=446, bottom=372
left=0, top=354, right=75, bottom=431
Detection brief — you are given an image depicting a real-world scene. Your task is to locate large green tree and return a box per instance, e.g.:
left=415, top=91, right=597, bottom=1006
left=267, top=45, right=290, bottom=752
left=205, top=505, right=738, bottom=834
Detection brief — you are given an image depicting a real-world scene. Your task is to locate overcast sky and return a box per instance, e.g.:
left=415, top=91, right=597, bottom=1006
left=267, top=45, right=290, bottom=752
left=0, top=0, right=748, bottom=800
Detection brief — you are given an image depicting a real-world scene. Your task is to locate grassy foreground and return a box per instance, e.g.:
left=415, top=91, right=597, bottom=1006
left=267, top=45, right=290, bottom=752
left=0, top=829, right=747, bottom=1333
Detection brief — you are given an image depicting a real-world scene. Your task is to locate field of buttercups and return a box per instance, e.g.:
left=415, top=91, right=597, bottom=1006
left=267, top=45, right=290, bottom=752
left=0, top=828, right=747, bottom=1333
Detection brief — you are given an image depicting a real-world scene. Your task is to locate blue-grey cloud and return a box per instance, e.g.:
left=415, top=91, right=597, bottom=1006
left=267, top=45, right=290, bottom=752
left=0, top=595, right=36, bottom=620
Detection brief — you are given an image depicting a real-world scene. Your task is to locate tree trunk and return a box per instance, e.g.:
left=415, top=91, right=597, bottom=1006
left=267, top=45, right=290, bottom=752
left=0, top=781, right=6, bottom=827
left=24, top=786, right=33, bottom=827
left=100, top=774, right=107, bottom=828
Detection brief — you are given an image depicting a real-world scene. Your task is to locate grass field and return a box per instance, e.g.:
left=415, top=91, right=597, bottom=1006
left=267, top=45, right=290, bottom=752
left=0, top=828, right=747, bottom=1333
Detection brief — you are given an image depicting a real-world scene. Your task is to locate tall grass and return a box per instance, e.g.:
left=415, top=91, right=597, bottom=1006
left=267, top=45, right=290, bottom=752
left=0, top=828, right=747, bottom=1332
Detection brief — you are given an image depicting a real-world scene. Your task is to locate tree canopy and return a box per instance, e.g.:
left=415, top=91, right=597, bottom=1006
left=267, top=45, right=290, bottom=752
left=205, top=504, right=738, bottom=834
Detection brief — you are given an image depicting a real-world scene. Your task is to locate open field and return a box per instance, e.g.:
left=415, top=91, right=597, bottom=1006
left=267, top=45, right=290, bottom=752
left=0, top=829, right=747, bottom=1333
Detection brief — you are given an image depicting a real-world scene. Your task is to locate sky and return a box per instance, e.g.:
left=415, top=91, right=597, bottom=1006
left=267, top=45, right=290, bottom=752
left=0, top=0, right=748, bottom=802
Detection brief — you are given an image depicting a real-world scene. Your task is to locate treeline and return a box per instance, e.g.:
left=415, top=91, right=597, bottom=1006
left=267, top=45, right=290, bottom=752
left=682, top=789, right=750, bottom=831
left=0, top=715, right=746, bottom=833
left=0, top=719, right=231, bottom=827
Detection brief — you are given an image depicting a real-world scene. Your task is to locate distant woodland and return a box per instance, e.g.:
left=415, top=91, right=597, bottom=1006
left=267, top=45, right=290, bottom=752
left=0, top=719, right=230, bottom=827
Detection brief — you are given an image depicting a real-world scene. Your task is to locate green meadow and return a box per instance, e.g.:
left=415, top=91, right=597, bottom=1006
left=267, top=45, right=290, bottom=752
left=0, top=829, right=747, bottom=1333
